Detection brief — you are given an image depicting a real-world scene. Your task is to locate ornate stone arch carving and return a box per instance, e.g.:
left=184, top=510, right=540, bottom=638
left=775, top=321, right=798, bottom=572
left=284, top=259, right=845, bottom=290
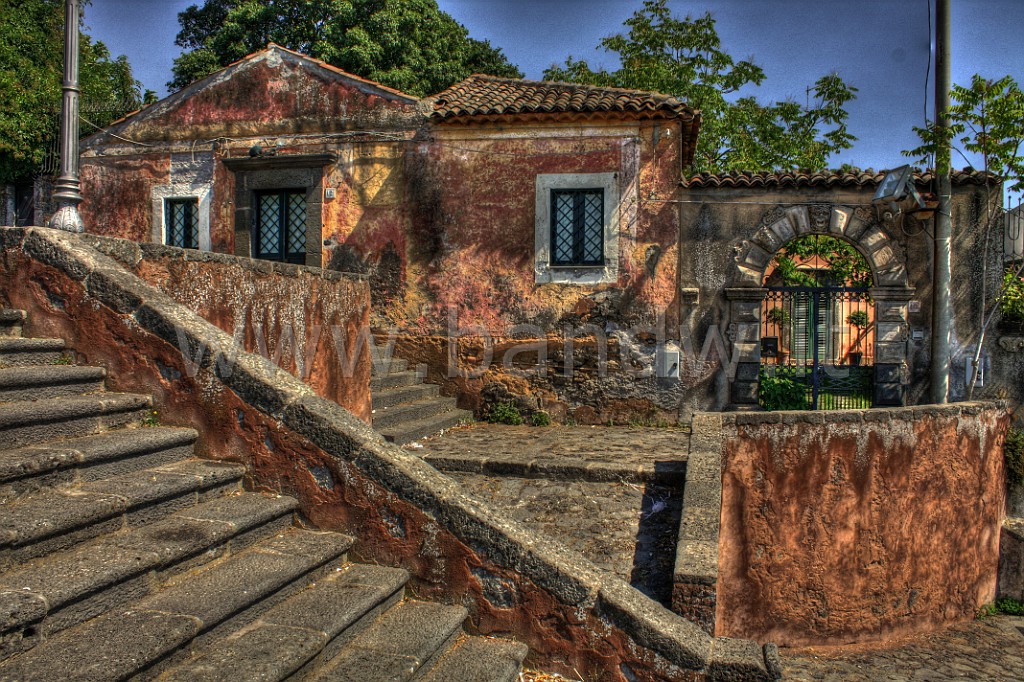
left=723, top=204, right=914, bottom=408
left=729, top=204, right=909, bottom=289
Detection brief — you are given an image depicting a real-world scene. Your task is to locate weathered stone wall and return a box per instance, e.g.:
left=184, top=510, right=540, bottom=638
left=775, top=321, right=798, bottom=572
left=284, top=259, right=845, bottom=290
left=998, top=521, right=1024, bottom=601
left=77, top=234, right=373, bottom=422
left=677, top=180, right=997, bottom=411
left=382, top=332, right=688, bottom=425
left=672, top=414, right=724, bottom=634
left=0, top=226, right=780, bottom=682
left=716, top=403, right=1009, bottom=647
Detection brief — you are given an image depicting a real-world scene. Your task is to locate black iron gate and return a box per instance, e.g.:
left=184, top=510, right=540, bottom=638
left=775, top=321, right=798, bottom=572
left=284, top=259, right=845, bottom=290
left=760, top=287, right=874, bottom=410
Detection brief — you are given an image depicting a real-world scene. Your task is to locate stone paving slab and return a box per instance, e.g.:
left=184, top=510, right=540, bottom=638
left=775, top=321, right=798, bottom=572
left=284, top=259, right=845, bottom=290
left=414, top=424, right=690, bottom=483
left=449, top=472, right=682, bottom=606
left=782, top=615, right=1024, bottom=681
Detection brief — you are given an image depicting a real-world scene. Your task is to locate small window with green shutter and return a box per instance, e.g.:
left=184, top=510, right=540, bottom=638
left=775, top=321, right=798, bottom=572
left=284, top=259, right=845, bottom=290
left=165, top=198, right=199, bottom=250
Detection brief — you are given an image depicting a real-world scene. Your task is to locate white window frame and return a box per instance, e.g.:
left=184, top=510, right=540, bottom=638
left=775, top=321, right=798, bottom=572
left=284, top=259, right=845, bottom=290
left=151, top=184, right=212, bottom=251
left=535, top=172, right=619, bottom=284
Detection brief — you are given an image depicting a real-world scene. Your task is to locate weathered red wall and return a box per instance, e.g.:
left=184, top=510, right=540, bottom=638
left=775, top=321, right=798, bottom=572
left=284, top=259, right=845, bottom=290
left=119, top=246, right=372, bottom=422
left=388, top=123, right=683, bottom=334
left=80, top=155, right=169, bottom=242
left=716, top=406, right=1009, bottom=647
left=93, top=50, right=421, bottom=142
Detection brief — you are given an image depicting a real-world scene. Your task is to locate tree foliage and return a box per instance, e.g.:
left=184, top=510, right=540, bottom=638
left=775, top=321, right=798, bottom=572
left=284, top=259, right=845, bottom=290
left=169, top=0, right=522, bottom=97
left=0, top=0, right=147, bottom=183
left=903, top=74, right=1024, bottom=192
left=768, top=235, right=873, bottom=288
left=543, top=1, right=857, bottom=173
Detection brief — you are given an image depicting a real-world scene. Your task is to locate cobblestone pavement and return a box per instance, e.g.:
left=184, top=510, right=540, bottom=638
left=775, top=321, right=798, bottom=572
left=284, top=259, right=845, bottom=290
left=782, top=615, right=1024, bottom=681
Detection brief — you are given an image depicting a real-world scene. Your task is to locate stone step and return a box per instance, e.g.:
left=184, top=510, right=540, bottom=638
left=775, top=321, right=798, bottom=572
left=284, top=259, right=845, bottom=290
left=370, top=370, right=422, bottom=391
left=0, top=491, right=298, bottom=663
left=379, top=408, right=472, bottom=445
left=0, top=310, right=25, bottom=338
left=0, top=338, right=66, bottom=367
left=0, top=393, right=152, bottom=449
left=158, top=563, right=410, bottom=681
left=0, top=459, right=246, bottom=571
left=371, top=397, right=459, bottom=431
left=308, top=600, right=469, bottom=682
left=0, top=528, right=351, bottom=681
left=0, top=427, right=198, bottom=502
left=371, top=357, right=409, bottom=377
left=371, top=382, right=439, bottom=410
left=0, top=365, right=107, bottom=402
left=419, top=635, right=529, bottom=682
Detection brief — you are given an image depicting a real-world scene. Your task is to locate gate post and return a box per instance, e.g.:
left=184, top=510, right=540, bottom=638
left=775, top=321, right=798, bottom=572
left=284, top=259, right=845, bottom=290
left=870, top=286, right=915, bottom=406
left=725, top=287, right=767, bottom=406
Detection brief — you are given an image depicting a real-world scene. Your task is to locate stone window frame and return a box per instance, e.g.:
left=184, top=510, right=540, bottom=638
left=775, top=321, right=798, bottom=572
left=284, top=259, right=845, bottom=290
left=226, top=159, right=330, bottom=269
left=150, top=184, right=212, bottom=252
left=535, top=172, right=619, bottom=284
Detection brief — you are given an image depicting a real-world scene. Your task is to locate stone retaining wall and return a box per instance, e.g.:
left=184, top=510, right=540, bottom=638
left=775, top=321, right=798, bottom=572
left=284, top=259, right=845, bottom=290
left=999, top=520, right=1024, bottom=602
left=0, top=226, right=779, bottom=682
left=715, top=404, right=1009, bottom=647
left=78, top=234, right=373, bottom=422
left=386, top=332, right=690, bottom=426
left=672, top=413, right=723, bottom=635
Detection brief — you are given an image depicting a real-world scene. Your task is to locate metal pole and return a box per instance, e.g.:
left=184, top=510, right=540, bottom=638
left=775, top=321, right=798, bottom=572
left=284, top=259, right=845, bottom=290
left=48, top=0, right=84, bottom=232
left=930, top=0, right=951, bottom=403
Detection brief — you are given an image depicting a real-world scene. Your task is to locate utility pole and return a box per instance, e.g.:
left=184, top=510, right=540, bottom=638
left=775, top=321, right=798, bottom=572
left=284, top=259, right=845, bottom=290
left=930, top=0, right=952, bottom=404
left=48, top=0, right=84, bottom=233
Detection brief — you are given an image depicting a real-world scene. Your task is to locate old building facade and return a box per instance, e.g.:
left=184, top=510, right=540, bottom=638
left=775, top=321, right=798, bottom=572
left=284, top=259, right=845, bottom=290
left=56, top=45, right=1014, bottom=422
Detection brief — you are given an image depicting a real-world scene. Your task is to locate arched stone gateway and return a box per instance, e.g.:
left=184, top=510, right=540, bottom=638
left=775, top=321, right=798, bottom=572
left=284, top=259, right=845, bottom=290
left=725, top=204, right=915, bottom=408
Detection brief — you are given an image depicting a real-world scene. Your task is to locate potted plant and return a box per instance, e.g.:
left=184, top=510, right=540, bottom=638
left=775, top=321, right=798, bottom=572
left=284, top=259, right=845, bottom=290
left=846, top=309, right=871, bottom=365
left=764, top=306, right=792, bottom=363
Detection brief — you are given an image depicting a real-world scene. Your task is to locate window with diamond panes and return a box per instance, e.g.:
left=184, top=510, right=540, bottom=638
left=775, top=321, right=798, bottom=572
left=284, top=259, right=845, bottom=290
left=551, top=189, right=603, bottom=266
left=165, top=198, right=199, bottom=249
left=255, top=190, right=307, bottom=263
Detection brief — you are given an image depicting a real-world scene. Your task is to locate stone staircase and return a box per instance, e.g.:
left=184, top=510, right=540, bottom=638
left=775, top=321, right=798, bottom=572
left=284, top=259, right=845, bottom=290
left=370, top=357, right=472, bottom=444
left=0, top=308, right=526, bottom=681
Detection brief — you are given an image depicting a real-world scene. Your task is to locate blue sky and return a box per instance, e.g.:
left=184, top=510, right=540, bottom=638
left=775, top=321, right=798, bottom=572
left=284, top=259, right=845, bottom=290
left=83, top=0, right=1024, bottom=173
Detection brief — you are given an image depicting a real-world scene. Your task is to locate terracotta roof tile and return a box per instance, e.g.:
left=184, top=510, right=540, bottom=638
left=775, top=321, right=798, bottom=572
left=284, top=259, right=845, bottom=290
left=430, top=74, right=696, bottom=122
left=681, top=169, right=998, bottom=189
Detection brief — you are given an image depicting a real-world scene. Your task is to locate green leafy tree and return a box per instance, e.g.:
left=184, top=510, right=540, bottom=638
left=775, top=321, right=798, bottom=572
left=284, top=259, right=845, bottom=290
left=169, top=0, right=522, bottom=97
left=0, top=0, right=147, bottom=183
left=768, top=235, right=873, bottom=288
left=904, top=74, right=1024, bottom=397
left=904, top=74, right=1024, bottom=192
left=543, top=1, right=857, bottom=173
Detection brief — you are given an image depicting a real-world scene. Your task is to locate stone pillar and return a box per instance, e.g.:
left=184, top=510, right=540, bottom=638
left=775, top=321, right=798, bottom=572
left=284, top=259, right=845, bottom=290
left=871, top=286, right=915, bottom=406
left=725, top=287, right=767, bottom=405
